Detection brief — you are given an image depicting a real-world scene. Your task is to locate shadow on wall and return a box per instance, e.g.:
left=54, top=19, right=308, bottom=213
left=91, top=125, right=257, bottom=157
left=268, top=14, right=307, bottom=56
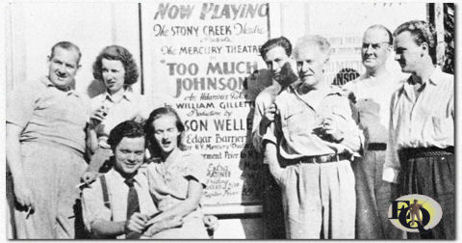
left=238, top=69, right=273, bottom=239
left=87, top=79, right=106, bottom=98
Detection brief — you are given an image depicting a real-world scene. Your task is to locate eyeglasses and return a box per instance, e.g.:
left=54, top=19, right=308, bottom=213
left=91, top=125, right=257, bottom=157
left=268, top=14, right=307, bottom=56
left=362, top=42, right=390, bottom=50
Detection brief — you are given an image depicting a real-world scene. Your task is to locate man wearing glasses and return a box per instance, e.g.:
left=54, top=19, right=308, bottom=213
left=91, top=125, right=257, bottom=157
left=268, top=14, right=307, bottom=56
left=343, top=25, right=403, bottom=239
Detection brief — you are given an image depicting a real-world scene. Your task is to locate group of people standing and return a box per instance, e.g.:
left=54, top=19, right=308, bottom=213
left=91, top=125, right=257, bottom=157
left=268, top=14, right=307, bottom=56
left=6, top=19, right=454, bottom=240
left=6, top=44, right=210, bottom=239
left=252, top=20, right=454, bottom=239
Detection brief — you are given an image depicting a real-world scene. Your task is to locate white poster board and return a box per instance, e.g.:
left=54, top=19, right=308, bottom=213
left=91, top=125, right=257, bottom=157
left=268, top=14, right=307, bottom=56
left=142, top=2, right=270, bottom=208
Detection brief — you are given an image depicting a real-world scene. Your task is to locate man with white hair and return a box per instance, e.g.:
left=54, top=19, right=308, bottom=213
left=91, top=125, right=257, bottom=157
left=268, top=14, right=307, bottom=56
left=263, top=35, right=361, bottom=239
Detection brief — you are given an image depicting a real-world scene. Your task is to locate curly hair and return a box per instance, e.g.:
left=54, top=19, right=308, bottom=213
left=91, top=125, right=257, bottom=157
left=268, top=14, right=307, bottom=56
left=144, top=106, right=187, bottom=158
left=92, top=45, right=139, bottom=86
left=393, top=20, right=437, bottom=64
left=107, top=120, right=145, bottom=151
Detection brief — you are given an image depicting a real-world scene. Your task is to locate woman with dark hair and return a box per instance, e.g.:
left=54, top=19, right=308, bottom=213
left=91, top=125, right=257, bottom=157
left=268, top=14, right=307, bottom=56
left=143, top=107, right=208, bottom=239
left=83, top=45, right=153, bottom=180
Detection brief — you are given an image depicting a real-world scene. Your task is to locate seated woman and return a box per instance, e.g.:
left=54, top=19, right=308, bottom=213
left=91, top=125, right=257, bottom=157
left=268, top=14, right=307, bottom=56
left=143, top=107, right=209, bottom=239
left=84, top=45, right=152, bottom=177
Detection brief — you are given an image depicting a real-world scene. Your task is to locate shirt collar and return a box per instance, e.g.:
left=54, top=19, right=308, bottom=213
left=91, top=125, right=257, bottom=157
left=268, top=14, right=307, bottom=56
left=290, top=80, right=341, bottom=96
left=403, top=67, right=441, bottom=98
left=110, top=167, right=142, bottom=185
left=149, top=148, right=182, bottom=166
left=41, top=76, right=80, bottom=97
left=290, top=83, right=341, bottom=111
left=104, top=86, right=133, bottom=103
left=427, top=66, right=443, bottom=86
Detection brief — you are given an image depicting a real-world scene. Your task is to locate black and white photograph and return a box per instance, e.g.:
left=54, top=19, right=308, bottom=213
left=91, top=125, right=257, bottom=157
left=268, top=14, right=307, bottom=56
left=2, top=0, right=458, bottom=240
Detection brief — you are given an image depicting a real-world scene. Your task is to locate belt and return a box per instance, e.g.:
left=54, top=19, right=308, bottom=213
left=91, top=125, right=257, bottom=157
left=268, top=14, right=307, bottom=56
left=286, top=153, right=350, bottom=165
left=367, top=143, right=387, bottom=151
left=399, top=146, right=454, bottom=159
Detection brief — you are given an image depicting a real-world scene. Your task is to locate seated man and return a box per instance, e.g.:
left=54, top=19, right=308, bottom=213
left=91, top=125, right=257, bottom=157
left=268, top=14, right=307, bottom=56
left=81, top=120, right=181, bottom=239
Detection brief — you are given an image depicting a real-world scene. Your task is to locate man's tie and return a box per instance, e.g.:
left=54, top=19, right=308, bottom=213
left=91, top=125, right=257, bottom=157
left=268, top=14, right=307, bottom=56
left=125, top=178, right=141, bottom=239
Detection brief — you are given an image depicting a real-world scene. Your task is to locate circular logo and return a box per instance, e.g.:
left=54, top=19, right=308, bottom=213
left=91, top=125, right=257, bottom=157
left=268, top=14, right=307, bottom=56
left=388, top=194, right=443, bottom=233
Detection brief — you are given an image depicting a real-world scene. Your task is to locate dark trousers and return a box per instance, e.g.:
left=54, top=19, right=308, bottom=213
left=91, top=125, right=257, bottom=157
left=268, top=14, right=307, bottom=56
left=352, top=150, right=404, bottom=239
left=262, top=165, right=285, bottom=239
left=398, top=148, right=455, bottom=239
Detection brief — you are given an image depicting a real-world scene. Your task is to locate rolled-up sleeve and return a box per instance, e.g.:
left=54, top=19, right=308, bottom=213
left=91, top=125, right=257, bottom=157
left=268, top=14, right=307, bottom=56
left=81, top=179, right=112, bottom=233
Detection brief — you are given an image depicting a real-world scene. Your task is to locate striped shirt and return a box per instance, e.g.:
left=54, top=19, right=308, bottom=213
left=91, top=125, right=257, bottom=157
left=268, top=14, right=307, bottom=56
left=383, top=67, right=454, bottom=183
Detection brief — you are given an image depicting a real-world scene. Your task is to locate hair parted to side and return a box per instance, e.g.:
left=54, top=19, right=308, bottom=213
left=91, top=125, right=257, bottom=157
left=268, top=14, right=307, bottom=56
left=259, top=36, right=292, bottom=60
left=50, top=41, right=82, bottom=64
left=393, top=20, right=437, bottom=64
left=144, top=106, right=187, bottom=157
left=93, top=45, right=139, bottom=86
left=293, top=35, right=332, bottom=61
left=366, top=24, right=394, bottom=45
left=107, top=120, right=145, bottom=151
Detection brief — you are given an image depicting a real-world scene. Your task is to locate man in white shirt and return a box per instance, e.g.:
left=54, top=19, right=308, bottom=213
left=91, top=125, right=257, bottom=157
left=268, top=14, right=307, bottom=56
left=81, top=121, right=181, bottom=239
left=343, top=25, right=403, bottom=239
left=384, top=20, right=454, bottom=239
left=251, top=36, right=297, bottom=238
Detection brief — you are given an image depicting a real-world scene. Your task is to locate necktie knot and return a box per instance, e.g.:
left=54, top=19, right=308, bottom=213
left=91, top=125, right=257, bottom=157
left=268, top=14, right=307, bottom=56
left=125, top=178, right=135, bottom=187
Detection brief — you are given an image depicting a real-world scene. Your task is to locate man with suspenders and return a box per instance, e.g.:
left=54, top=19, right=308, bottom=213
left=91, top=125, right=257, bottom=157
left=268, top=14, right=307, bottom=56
left=81, top=121, right=182, bottom=239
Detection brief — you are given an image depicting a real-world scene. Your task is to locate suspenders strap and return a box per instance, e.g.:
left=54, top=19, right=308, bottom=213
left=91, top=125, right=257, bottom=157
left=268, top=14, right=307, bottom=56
left=100, top=175, right=111, bottom=210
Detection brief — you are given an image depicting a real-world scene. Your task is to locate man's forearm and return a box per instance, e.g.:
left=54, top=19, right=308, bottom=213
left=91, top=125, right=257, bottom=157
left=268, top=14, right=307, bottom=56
left=86, top=125, right=99, bottom=154
left=90, top=220, right=125, bottom=238
left=264, top=142, right=283, bottom=181
left=6, top=124, right=26, bottom=183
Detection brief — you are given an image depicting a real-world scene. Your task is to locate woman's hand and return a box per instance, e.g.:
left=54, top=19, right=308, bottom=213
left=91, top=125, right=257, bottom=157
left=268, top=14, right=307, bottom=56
left=89, top=106, right=108, bottom=128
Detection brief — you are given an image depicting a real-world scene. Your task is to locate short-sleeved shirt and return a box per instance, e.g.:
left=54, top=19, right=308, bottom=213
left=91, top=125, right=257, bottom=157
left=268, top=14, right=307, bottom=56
left=6, top=76, right=90, bottom=153
left=263, top=82, right=361, bottom=160
left=91, top=88, right=152, bottom=146
left=383, top=67, right=454, bottom=183
left=81, top=167, right=157, bottom=239
left=251, top=82, right=282, bottom=153
left=146, top=149, right=206, bottom=219
left=343, top=71, right=402, bottom=144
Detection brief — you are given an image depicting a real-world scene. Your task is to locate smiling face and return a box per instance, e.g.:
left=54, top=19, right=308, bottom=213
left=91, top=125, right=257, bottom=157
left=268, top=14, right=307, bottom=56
left=48, top=47, right=80, bottom=90
left=102, top=58, right=126, bottom=94
left=295, top=43, right=328, bottom=89
left=361, top=28, right=391, bottom=71
left=113, top=136, right=145, bottom=177
left=152, top=115, right=180, bottom=156
left=263, top=46, right=290, bottom=83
